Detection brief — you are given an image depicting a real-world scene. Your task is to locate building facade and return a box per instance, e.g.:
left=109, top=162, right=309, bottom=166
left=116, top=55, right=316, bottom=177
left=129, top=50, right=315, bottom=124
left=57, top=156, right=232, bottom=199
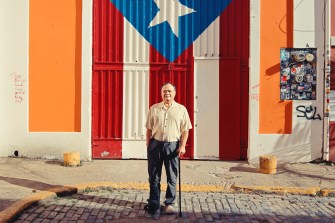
left=0, top=0, right=333, bottom=163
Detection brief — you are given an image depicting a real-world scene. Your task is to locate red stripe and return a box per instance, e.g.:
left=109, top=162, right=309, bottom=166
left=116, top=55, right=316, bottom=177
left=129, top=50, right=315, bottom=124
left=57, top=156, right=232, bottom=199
left=330, top=122, right=335, bottom=162
left=149, top=46, right=195, bottom=159
left=219, top=0, right=249, bottom=160
left=92, top=0, right=123, bottom=158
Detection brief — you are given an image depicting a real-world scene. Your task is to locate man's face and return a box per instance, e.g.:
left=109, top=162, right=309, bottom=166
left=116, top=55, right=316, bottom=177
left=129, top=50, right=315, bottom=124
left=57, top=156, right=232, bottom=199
left=161, top=84, right=176, bottom=102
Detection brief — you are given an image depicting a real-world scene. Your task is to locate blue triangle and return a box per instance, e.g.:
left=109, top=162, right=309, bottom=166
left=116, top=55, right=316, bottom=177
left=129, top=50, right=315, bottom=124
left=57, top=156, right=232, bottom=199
left=110, top=0, right=233, bottom=62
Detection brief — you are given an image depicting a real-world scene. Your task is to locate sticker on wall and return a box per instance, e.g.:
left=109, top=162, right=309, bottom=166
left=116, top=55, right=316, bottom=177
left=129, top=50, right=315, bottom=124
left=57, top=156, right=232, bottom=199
left=280, top=48, right=317, bottom=100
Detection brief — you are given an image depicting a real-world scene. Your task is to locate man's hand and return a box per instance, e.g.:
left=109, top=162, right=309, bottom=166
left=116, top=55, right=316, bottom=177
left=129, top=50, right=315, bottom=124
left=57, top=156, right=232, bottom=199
left=178, top=131, right=189, bottom=157
left=177, top=144, right=186, bottom=157
left=146, top=129, right=152, bottom=147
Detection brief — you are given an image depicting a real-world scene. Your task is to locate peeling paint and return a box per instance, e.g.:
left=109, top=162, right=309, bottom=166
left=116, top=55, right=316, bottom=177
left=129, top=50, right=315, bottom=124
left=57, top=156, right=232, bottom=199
left=100, top=151, right=110, bottom=157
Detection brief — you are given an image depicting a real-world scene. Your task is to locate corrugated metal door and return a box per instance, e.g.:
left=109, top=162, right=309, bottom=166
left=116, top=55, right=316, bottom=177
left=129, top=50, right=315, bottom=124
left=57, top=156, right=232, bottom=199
left=219, top=58, right=241, bottom=159
left=92, top=0, right=124, bottom=158
left=149, top=47, right=194, bottom=159
left=219, top=0, right=249, bottom=160
left=329, top=2, right=335, bottom=163
left=330, top=43, right=335, bottom=162
left=92, top=0, right=248, bottom=160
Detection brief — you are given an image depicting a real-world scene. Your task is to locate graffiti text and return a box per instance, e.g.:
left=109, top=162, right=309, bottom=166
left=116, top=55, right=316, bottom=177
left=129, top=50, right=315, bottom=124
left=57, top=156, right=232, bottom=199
left=296, top=105, right=322, bottom=120
left=11, top=72, right=25, bottom=103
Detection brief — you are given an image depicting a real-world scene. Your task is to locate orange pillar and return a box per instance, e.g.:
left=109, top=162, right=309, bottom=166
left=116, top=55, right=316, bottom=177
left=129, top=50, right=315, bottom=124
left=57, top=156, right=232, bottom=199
left=29, top=0, right=82, bottom=132
left=259, top=0, right=293, bottom=134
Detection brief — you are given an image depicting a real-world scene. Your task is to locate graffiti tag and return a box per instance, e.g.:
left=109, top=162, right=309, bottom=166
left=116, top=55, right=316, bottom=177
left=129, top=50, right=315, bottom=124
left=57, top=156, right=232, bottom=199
left=250, top=94, right=259, bottom=101
left=296, top=105, right=322, bottom=120
left=251, top=84, right=259, bottom=89
left=10, top=72, right=25, bottom=103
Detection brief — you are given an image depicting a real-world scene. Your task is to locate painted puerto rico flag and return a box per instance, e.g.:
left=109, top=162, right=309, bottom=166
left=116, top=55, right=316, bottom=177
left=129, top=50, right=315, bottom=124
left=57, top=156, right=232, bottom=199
left=92, top=0, right=249, bottom=160
left=110, top=0, right=233, bottom=62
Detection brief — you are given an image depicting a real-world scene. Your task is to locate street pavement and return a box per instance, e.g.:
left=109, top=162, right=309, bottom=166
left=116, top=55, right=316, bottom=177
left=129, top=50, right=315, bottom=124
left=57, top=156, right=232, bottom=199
left=12, top=188, right=335, bottom=222
left=0, top=157, right=335, bottom=222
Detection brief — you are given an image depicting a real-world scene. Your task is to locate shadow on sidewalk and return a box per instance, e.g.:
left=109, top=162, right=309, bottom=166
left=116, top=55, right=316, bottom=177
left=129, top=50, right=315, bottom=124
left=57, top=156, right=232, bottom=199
left=44, top=160, right=64, bottom=166
left=228, top=162, right=335, bottom=183
left=0, top=199, right=16, bottom=213
left=229, top=166, right=258, bottom=173
left=278, top=165, right=335, bottom=182
left=0, top=176, right=63, bottom=191
left=0, top=176, right=77, bottom=214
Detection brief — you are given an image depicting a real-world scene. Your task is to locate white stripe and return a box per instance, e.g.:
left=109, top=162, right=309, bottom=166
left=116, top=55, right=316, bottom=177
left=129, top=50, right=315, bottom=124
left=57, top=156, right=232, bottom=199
left=193, top=17, right=220, bottom=159
left=122, top=19, right=150, bottom=159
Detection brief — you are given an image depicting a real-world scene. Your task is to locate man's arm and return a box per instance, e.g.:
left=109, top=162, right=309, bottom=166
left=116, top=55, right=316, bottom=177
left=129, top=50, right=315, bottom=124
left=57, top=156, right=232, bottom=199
left=177, top=131, right=189, bottom=157
left=146, top=129, right=152, bottom=147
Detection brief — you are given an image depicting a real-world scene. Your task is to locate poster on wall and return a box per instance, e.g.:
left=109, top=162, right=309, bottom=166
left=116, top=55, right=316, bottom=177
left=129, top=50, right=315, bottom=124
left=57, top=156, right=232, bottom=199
left=280, top=48, right=317, bottom=100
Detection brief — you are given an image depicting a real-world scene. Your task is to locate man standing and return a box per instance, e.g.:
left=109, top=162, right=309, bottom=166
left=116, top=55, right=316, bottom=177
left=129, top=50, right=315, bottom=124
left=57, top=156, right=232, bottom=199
left=145, top=82, right=192, bottom=219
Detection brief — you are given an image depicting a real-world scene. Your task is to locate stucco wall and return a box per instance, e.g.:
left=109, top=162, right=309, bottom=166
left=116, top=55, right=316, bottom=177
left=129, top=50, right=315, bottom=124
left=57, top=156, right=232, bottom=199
left=0, top=0, right=93, bottom=160
left=249, top=0, right=325, bottom=163
left=0, top=0, right=329, bottom=163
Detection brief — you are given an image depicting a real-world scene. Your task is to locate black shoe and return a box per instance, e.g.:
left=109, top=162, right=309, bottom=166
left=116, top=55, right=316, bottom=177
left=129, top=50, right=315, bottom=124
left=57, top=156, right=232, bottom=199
left=144, top=204, right=161, bottom=220
left=151, top=208, right=161, bottom=220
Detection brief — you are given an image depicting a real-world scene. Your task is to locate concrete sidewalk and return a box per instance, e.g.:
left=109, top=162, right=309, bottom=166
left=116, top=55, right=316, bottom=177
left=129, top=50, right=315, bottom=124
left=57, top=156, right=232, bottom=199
left=0, top=157, right=335, bottom=222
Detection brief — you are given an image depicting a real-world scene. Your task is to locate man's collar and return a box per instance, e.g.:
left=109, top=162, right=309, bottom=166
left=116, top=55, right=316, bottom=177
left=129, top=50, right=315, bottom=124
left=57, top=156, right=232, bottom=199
left=159, top=101, right=178, bottom=108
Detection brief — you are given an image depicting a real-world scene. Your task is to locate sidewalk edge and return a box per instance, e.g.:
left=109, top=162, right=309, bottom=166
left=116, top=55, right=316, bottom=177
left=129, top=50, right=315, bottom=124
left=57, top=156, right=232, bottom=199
left=1, top=182, right=334, bottom=223
left=0, top=191, right=56, bottom=223
left=232, top=185, right=335, bottom=196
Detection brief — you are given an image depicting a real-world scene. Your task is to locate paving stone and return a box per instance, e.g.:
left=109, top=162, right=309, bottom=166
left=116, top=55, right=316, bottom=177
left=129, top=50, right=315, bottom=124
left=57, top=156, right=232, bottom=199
left=11, top=188, right=335, bottom=223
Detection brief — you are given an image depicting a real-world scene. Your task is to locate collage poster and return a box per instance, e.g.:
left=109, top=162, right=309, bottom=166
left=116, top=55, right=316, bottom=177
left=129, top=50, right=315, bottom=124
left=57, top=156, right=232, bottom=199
left=280, top=48, right=317, bottom=100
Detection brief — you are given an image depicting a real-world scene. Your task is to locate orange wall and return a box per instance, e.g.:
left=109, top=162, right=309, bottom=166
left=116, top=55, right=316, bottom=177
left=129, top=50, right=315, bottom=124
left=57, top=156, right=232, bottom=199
left=259, top=0, right=293, bottom=134
left=29, top=0, right=82, bottom=132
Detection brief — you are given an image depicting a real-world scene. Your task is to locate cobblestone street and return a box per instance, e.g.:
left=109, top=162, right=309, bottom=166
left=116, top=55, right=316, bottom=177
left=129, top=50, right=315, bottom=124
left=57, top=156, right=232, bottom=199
left=13, top=188, right=335, bottom=223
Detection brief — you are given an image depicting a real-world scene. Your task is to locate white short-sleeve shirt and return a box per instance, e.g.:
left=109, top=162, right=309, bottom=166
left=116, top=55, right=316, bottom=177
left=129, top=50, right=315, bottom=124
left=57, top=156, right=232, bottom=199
left=145, top=101, right=192, bottom=142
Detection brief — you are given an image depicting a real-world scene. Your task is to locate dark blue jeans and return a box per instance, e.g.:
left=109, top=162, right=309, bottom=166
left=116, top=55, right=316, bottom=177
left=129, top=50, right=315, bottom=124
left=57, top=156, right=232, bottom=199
left=147, top=139, right=179, bottom=210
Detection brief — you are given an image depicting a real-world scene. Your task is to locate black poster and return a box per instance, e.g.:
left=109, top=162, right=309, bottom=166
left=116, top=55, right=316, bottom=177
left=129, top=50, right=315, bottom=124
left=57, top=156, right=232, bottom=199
left=280, top=48, right=317, bottom=100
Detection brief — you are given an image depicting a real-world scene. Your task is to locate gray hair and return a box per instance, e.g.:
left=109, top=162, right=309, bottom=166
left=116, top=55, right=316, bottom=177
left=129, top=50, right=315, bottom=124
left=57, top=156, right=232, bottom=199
left=161, top=82, right=176, bottom=91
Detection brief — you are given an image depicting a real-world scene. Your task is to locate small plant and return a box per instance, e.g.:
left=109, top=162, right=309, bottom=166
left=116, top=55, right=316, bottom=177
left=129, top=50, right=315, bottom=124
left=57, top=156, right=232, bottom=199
left=83, top=187, right=95, bottom=193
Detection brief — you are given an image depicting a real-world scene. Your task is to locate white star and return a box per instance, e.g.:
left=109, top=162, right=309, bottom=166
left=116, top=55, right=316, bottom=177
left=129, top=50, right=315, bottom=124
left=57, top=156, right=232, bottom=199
left=149, top=0, right=196, bottom=37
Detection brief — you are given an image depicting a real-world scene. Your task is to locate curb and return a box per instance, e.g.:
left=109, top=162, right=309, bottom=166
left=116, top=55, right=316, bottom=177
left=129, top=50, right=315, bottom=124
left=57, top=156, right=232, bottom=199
left=0, top=186, right=77, bottom=223
left=232, top=185, right=335, bottom=197
left=0, top=182, right=334, bottom=223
